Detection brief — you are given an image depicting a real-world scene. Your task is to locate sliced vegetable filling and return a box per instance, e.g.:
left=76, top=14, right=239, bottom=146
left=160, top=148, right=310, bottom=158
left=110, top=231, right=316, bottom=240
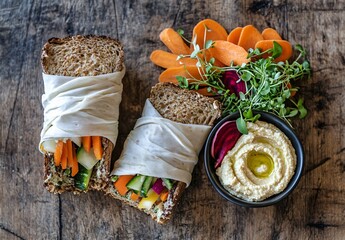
left=112, top=174, right=176, bottom=210
left=50, top=136, right=103, bottom=190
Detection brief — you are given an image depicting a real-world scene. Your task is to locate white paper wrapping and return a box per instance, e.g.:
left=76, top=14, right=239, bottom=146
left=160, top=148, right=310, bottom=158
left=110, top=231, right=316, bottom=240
left=111, top=99, right=212, bottom=187
left=39, top=68, right=125, bottom=153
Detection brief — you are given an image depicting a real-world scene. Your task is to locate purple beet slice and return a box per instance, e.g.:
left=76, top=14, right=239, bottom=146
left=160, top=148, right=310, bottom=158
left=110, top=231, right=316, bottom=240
left=222, top=70, right=246, bottom=98
left=211, top=121, right=242, bottom=168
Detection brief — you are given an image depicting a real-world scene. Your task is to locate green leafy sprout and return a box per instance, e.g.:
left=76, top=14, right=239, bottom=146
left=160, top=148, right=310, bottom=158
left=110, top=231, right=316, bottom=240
left=175, top=29, right=311, bottom=134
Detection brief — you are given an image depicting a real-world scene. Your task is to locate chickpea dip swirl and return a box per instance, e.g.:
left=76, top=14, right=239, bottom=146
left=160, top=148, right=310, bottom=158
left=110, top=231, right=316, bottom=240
left=216, top=120, right=296, bottom=201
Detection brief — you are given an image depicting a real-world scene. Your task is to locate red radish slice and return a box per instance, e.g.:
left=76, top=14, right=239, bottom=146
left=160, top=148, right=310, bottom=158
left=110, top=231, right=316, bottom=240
left=211, top=121, right=242, bottom=168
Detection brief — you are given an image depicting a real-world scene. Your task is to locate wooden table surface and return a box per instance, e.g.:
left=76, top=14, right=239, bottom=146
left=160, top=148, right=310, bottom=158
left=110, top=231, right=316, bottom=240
left=1, top=0, right=344, bottom=239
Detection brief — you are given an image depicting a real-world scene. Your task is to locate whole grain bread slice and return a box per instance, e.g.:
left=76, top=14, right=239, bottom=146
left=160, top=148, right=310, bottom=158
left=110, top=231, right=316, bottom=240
left=106, top=82, right=221, bottom=223
left=41, top=35, right=124, bottom=194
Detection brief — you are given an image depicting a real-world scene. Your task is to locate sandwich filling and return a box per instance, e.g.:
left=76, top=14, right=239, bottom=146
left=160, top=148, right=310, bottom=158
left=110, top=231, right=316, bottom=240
left=39, top=69, right=125, bottom=152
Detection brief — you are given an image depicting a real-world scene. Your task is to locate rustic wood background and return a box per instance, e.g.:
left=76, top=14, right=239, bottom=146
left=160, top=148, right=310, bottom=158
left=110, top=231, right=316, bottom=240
left=1, top=0, right=344, bottom=239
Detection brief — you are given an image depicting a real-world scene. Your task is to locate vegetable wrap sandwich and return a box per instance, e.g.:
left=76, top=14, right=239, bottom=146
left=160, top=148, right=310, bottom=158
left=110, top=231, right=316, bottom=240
left=39, top=35, right=125, bottom=193
left=107, top=83, right=221, bottom=223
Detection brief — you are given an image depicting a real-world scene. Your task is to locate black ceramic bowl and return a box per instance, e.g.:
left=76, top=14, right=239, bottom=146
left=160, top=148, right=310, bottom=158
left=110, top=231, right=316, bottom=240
left=204, top=111, right=304, bottom=207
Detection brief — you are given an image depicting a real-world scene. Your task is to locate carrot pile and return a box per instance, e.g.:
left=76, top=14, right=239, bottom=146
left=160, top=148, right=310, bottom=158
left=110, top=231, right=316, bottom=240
left=150, top=19, right=293, bottom=96
left=53, top=136, right=103, bottom=176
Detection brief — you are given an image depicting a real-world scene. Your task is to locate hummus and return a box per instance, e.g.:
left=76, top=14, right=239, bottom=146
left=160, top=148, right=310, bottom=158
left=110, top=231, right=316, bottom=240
left=216, top=120, right=296, bottom=201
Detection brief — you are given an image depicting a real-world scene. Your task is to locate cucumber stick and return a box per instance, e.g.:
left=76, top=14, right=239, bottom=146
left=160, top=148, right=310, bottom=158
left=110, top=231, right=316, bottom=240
left=141, top=176, right=153, bottom=197
left=77, top=147, right=98, bottom=170
left=126, top=175, right=146, bottom=192
left=74, top=164, right=92, bottom=191
left=162, top=178, right=174, bottom=190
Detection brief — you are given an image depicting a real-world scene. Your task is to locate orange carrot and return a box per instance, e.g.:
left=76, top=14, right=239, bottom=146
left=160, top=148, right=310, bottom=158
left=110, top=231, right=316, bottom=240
left=159, top=65, right=205, bottom=85
left=61, top=142, right=68, bottom=170
left=150, top=50, right=198, bottom=69
left=195, top=87, right=217, bottom=96
left=192, top=19, right=228, bottom=50
left=160, top=190, right=169, bottom=202
left=200, top=49, right=226, bottom=67
left=237, top=25, right=264, bottom=51
left=82, top=136, right=91, bottom=153
left=262, top=28, right=282, bottom=40
left=159, top=28, right=190, bottom=55
left=255, top=40, right=292, bottom=62
left=286, top=82, right=297, bottom=97
left=54, top=140, right=63, bottom=166
left=130, top=192, right=140, bottom=201
left=71, top=144, right=79, bottom=177
left=114, top=175, right=135, bottom=196
left=227, top=27, right=243, bottom=44
left=208, top=40, right=250, bottom=66
left=92, top=136, right=103, bottom=160
left=66, top=139, right=73, bottom=168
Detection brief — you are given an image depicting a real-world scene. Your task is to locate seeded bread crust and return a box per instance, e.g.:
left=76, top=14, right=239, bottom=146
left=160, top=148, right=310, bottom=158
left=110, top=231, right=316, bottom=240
left=106, top=82, right=221, bottom=223
left=41, top=35, right=124, bottom=76
left=41, top=35, right=124, bottom=194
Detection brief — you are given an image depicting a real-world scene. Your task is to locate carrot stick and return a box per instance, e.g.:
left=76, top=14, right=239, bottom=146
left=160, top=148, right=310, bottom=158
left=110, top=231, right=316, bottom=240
left=130, top=192, right=140, bottom=201
left=66, top=139, right=74, bottom=168
left=61, top=142, right=68, bottom=170
left=262, top=28, right=282, bottom=40
left=255, top=40, right=292, bottom=62
left=160, top=190, right=169, bottom=202
left=82, top=136, right=91, bottom=153
left=92, top=136, right=103, bottom=160
left=114, top=175, right=135, bottom=196
left=159, top=65, right=205, bottom=85
left=159, top=28, right=190, bottom=55
left=150, top=50, right=198, bottom=69
left=54, top=140, right=63, bottom=166
left=192, top=19, right=228, bottom=50
left=71, top=144, right=79, bottom=177
left=208, top=40, right=250, bottom=66
left=227, top=27, right=243, bottom=44
left=237, top=25, right=264, bottom=51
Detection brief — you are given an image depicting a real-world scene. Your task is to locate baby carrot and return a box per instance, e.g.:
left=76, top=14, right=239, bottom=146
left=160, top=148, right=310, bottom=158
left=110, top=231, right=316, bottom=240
left=71, top=144, right=79, bottom=177
left=66, top=139, right=73, bottom=168
left=92, top=136, right=103, bottom=160
left=114, top=175, right=135, bottom=196
left=159, top=28, right=190, bottom=55
left=192, top=19, right=228, bottom=50
left=262, top=28, right=282, bottom=40
left=150, top=50, right=198, bottom=69
left=255, top=40, right=292, bottom=62
left=237, top=25, right=264, bottom=51
left=195, top=87, right=217, bottom=96
left=160, top=190, right=169, bottom=202
left=130, top=192, right=140, bottom=201
left=208, top=40, right=250, bottom=66
left=82, top=136, right=91, bottom=153
left=227, top=27, right=243, bottom=44
left=54, top=140, right=63, bottom=166
left=159, top=65, right=205, bottom=85
left=61, top=142, right=68, bottom=170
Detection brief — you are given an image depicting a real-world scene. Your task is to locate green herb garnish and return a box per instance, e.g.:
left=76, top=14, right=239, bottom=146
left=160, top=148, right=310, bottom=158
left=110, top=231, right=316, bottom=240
left=176, top=37, right=311, bottom=133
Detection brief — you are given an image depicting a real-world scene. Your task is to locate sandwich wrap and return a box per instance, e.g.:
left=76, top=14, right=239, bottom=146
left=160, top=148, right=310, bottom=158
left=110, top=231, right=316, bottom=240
left=111, top=99, right=212, bottom=187
left=39, top=69, right=125, bottom=153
